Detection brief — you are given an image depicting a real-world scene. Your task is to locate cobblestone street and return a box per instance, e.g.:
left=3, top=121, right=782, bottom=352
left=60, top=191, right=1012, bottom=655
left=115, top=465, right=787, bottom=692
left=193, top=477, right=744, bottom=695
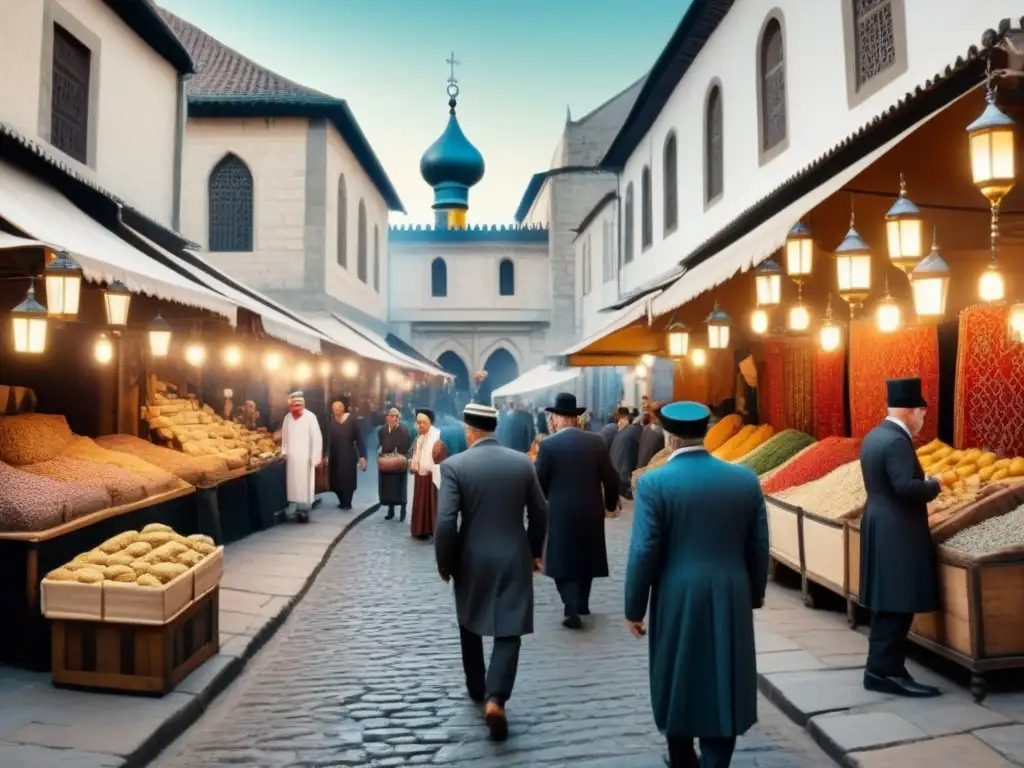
left=153, top=495, right=834, bottom=767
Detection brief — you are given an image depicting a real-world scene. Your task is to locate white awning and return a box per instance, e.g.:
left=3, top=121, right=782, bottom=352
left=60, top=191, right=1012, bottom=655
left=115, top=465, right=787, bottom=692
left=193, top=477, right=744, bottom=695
left=123, top=225, right=326, bottom=355
left=302, top=313, right=412, bottom=367
left=652, top=97, right=962, bottom=317
left=333, top=314, right=448, bottom=377
left=492, top=364, right=581, bottom=399
left=0, top=161, right=237, bottom=321
left=558, top=290, right=661, bottom=357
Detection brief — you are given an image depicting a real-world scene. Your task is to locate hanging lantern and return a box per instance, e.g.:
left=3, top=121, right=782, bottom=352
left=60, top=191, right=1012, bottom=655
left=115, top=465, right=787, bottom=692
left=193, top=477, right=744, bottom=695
left=102, top=280, right=131, bottom=327
left=819, top=296, right=841, bottom=352
left=690, top=348, right=707, bottom=367
left=875, top=279, right=902, bottom=334
left=1009, top=303, right=1024, bottom=343
left=980, top=262, right=1006, bottom=303
left=148, top=313, right=172, bottom=357
left=835, top=217, right=872, bottom=311
left=704, top=302, right=731, bottom=350
left=94, top=334, right=113, bottom=364
left=788, top=304, right=810, bottom=332
left=967, top=85, right=1016, bottom=206
left=10, top=283, right=48, bottom=354
left=785, top=222, right=814, bottom=283
left=43, top=251, right=83, bottom=317
left=341, top=359, right=360, bottom=378
left=264, top=351, right=282, bottom=372
left=885, top=175, right=925, bottom=273
left=185, top=343, right=206, bottom=367
left=751, top=308, right=769, bottom=335
left=666, top=321, right=689, bottom=357
left=296, top=362, right=312, bottom=382
left=755, top=259, right=783, bottom=306
left=634, top=362, right=648, bottom=380
left=223, top=345, right=242, bottom=367
left=319, top=360, right=331, bottom=376
left=641, top=354, right=656, bottom=368
left=910, top=229, right=951, bottom=322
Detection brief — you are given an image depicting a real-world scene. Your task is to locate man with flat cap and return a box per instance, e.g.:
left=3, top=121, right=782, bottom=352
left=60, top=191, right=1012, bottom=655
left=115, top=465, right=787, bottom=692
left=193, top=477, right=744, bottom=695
left=625, top=401, right=768, bottom=768
left=859, top=377, right=942, bottom=698
left=435, top=402, right=548, bottom=742
left=534, top=392, right=618, bottom=629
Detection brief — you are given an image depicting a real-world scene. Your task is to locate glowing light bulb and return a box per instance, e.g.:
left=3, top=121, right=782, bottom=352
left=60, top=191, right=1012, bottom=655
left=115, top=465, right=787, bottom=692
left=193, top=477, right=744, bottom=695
left=94, top=334, right=113, bottom=364
left=264, top=352, right=281, bottom=372
left=820, top=324, right=841, bottom=352
left=185, top=344, right=206, bottom=367
left=788, top=305, right=810, bottom=332
left=980, top=268, right=1005, bottom=303
left=691, top=348, right=707, bottom=367
left=751, top=309, right=769, bottom=335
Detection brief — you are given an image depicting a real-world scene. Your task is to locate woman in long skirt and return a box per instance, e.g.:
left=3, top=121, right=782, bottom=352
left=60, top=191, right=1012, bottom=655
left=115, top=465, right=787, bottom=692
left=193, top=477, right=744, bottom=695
left=409, top=408, right=445, bottom=539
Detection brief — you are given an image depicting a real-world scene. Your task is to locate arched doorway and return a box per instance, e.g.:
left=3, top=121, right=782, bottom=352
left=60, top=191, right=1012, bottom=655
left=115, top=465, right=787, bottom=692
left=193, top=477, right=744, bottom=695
left=438, top=351, right=470, bottom=393
left=482, top=348, right=518, bottom=403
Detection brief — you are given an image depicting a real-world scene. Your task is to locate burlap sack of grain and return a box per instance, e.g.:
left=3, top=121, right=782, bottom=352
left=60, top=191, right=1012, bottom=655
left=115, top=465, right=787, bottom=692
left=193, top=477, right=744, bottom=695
left=0, top=413, right=74, bottom=465
left=60, top=436, right=177, bottom=494
left=21, top=457, right=147, bottom=506
left=0, top=460, right=110, bottom=532
left=95, top=434, right=228, bottom=485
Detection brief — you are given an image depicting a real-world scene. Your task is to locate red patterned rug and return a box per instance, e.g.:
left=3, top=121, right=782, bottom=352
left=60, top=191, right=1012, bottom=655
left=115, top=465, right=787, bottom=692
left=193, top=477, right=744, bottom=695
left=848, top=321, right=939, bottom=442
left=761, top=340, right=785, bottom=432
left=955, top=304, right=1024, bottom=455
left=813, top=348, right=846, bottom=439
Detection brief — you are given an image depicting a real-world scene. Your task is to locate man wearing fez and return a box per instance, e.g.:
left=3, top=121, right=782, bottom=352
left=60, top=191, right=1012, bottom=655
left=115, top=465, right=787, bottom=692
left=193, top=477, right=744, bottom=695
left=859, top=378, right=942, bottom=698
left=434, top=403, right=548, bottom=741
left=625, top=402, right=768, bottom=768
left=280, top=391, right=323, bottom=524
left=534, top=393, right=618, bottom=629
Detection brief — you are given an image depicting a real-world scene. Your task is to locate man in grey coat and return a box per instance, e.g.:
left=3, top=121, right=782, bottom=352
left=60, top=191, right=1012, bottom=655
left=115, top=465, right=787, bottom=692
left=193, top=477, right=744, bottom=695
left=435, top=402, right=548, bottom=741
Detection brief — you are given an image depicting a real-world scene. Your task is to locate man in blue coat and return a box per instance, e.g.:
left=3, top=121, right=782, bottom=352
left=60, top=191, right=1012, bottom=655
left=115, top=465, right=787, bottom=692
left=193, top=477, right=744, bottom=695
left=624, top=401, right=769, bottom=768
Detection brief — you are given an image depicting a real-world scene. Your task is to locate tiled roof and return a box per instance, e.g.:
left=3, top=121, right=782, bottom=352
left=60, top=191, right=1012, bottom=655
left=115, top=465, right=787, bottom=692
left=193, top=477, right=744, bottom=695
left=102, top=0, right=194, bottom=74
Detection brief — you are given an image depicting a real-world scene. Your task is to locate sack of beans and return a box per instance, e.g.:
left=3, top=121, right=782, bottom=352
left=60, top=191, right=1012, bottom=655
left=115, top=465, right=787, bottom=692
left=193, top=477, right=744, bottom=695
left=0, top=460, right=111, bottom=532
left=96, top=434, right=227, bottom=485
left=60, top=436, right=178, bottom=494
left=0, top=413, right=73, bottom=466
left=20, top=457, right=148, bottom=506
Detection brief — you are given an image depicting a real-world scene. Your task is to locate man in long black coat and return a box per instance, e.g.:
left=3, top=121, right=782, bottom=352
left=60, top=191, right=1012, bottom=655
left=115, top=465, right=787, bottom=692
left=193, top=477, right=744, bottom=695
left=859, top=377, right=942, bottom=698
left=327, top=400, right=366, bottom=510
left=600, top=407, right=630, bottom=451
left=610, top=410, right=643, bottom=500
left=377, top=408, right=411, bottom=521
left=636, top=405, right=665, bottom=470
left=534, top=393, right=618, bottom=629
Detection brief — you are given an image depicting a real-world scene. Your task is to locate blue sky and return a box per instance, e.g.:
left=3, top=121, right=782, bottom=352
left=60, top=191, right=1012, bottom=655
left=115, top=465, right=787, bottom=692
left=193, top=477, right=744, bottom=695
left=159, top=0, right=686, bottom=224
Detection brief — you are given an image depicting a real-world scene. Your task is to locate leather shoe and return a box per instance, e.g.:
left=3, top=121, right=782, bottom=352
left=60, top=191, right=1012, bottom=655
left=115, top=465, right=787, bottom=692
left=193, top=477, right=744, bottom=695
left=864, top=671, right=941, bottom=697
left=484, top=700, right=509, bottom=741
left=562, top=614, right=583, bottom=629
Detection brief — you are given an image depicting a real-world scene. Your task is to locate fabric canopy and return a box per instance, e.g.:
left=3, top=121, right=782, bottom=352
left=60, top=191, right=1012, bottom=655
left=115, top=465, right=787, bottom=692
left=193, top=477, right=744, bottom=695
left=491, top=364, right=581, bottom=399
left=556, top=291, right=664, bottom=366
left=334, top=314, right=448, bottom=378
left=0, top=161, right=237, bottom=321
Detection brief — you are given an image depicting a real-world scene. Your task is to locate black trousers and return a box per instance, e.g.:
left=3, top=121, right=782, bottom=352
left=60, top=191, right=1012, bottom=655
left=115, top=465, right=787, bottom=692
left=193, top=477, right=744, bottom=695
left=555, top=578, right=593, bottom=617
left=867, top=611, right=914, bottom=678
left=667, top=736, right=736, bottom=768
left=459, top=625, right=521, bottom=705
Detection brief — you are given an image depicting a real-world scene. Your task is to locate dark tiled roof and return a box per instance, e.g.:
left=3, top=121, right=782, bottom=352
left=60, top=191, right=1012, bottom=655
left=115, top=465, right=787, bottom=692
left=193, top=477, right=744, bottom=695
left=571, top=191, right=617, bottom=242
left=102, top=0, right=194, bottom=74
left=156, top=6, right=405, bottom=212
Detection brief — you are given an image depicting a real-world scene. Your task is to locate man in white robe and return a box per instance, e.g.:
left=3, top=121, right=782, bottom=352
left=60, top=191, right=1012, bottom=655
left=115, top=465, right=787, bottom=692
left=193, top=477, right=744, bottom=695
left=281, top=391, right=323, bottom=523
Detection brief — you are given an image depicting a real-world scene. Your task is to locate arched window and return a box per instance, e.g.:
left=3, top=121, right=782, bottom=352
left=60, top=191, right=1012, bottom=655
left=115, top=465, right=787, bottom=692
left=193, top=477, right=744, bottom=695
left=336, top=175, right=347, bottom=267
left=623, top=182, right=635, bottom=264
left=704, top=84, right=724, bottom=204
left=499, top=258, right=515, bottom=296
left=356, top=200, right=367, bottom=283
left=640, top=165, right=652, bottom=250
left=208, top=154, right=253, bottom=252
left=663, top=133, right=678, bottom=234
left=373, top=224, right=380, bottom=292
left=759, top=17, right=787, bottom=155
left=431, top=257, right=447, bottom=297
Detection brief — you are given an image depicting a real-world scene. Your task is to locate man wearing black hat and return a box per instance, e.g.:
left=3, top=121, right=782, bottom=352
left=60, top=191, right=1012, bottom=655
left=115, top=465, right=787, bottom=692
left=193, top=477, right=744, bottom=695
left=610, top=407, right=643, bottom=500
left=859, top=377, right=942, bottom=698
left=434, top=402, right=548, bottom=741
left=534, top=393, right=619, bottom=629
left=599, top=407, right=630, bottom=451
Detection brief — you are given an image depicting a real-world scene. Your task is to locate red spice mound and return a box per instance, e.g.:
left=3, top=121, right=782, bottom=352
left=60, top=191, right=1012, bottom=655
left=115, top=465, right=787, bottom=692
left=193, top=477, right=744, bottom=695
left=761, top=437, right=862, bottom=495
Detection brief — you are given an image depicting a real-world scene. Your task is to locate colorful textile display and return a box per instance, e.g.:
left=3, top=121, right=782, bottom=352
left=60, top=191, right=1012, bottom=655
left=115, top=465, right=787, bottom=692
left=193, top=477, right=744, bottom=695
left=761, top=341, right=785, bottom=432
left=954, top=304, right=1024, bottom=457
left=848, top=321, right=939, bottom=442
left=812, top=348, right=846, bottom=439
left=761, top=339, right=814, bottom=434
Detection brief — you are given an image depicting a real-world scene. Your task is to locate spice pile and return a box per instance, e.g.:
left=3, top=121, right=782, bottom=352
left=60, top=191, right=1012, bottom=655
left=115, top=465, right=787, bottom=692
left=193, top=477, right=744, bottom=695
left=943, top=503, right=1024, bottom=556
left=761, top=437, right=863, bottom=495
left=773, top=460, right=865, bottom=519
left=738, top=430, right=816, bottom=476
left=705, top=414, right=742, bottom=452
left=714, top=424, right=773, bottom=461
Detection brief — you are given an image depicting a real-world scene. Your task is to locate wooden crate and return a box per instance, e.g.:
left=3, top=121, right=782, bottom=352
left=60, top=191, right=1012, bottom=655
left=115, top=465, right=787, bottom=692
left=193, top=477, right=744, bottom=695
left=802, top=511, right=847, bottom=597
left=847, top=517, right=862, bottom=601
left=766, top=498, right=801, bottom=572
left=51, top=588, right=219, bottom=695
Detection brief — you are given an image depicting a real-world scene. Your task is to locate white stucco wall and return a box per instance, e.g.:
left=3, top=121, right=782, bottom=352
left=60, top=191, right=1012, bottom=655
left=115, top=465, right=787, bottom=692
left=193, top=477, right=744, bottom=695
left=325, top=124, right=389, bottom=322
left=181, top=117, right=307, bottom=290
left=615, top=0, right=1020, bottom=293
left=576, top=200, right=620, bottom=338
left=0, top=0, right=179, bottom=225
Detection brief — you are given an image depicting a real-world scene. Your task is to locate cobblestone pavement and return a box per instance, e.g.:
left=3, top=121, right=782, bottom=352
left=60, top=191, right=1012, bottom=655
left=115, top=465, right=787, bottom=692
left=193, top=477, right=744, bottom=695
left=153, top=500, right=834, bottom=767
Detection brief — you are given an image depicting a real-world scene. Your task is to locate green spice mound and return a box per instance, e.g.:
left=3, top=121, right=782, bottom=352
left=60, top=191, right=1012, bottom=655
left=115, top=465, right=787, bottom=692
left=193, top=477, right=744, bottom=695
left=738, top=429, right=816, bottom=476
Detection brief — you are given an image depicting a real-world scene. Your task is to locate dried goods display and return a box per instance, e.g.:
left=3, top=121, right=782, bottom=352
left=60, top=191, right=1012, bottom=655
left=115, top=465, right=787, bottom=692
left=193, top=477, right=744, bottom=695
left=713, top=424, right=756, bottom=459
left=773, top=460, right=865, bottom=519
left=738, top=430, right=816, bottom=476
left=918, top=441, right=1024, bottom=502
left=761, top=437, right=863, bottom=495
left=942, top=503, right=1024, bottom=556
left=20, top=457, right=148, bottom=506
left=60, top=436, right=178, bottom=492
left=759, top=442, right=817, bottom=484
left=143, top=380, right=279, bottom=470
left=714, top=424, right=773, bottom=461
left=0, top=460, right=110, bottom=532
left=96, top=434, right=229, bottom=486
left=704, top=414, right=742, bottom=452
left=0, top=413, right=74, bottom=466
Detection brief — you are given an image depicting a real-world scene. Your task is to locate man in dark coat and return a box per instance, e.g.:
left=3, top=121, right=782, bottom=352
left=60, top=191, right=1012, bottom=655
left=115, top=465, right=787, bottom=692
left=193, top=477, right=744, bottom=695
left=625, top=401, right=768, bottom=768
left=435, top=403, right=548, bottom=742
left=534, top=393, right=618, bottom=629
left=377, top=407, right=411, bottom=521
left=600, top=407, right=630, bottom=451
left=610, top=409, right=643, bottom=500
left=637, top=403, right=666, bottom=470
left=859, top=377, right=942, bottom=698
left=326, top=400, right=366, bottom=510
left=535, top=408, right=549, bottom=436
left=503, top=405, right=536, bottom=453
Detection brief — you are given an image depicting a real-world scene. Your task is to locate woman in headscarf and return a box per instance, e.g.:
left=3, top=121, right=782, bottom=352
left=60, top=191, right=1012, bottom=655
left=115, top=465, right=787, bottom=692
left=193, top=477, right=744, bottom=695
left=409, top=408, right=445, bottom=540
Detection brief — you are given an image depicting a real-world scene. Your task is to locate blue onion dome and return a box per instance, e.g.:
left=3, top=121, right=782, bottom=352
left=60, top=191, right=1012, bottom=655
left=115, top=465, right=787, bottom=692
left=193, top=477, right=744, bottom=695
left=420, top=94, right=485, bottom=190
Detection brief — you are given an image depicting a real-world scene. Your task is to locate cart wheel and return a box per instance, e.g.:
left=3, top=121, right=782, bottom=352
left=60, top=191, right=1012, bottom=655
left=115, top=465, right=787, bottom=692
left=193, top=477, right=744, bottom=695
left=970, top=675, right=987, bottom=703
left=767, top=559, right=778, bottom=581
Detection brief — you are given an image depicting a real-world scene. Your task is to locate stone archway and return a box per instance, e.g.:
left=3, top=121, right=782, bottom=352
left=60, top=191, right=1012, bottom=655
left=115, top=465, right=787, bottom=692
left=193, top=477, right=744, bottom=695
left=438, top=350, right=470, bottom=393
left=481, top=348, right=519, bottom=403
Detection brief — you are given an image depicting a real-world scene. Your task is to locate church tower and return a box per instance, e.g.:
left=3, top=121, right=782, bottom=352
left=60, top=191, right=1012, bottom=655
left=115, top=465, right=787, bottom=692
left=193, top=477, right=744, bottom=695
left=419, top=53, right=485, bottom=230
